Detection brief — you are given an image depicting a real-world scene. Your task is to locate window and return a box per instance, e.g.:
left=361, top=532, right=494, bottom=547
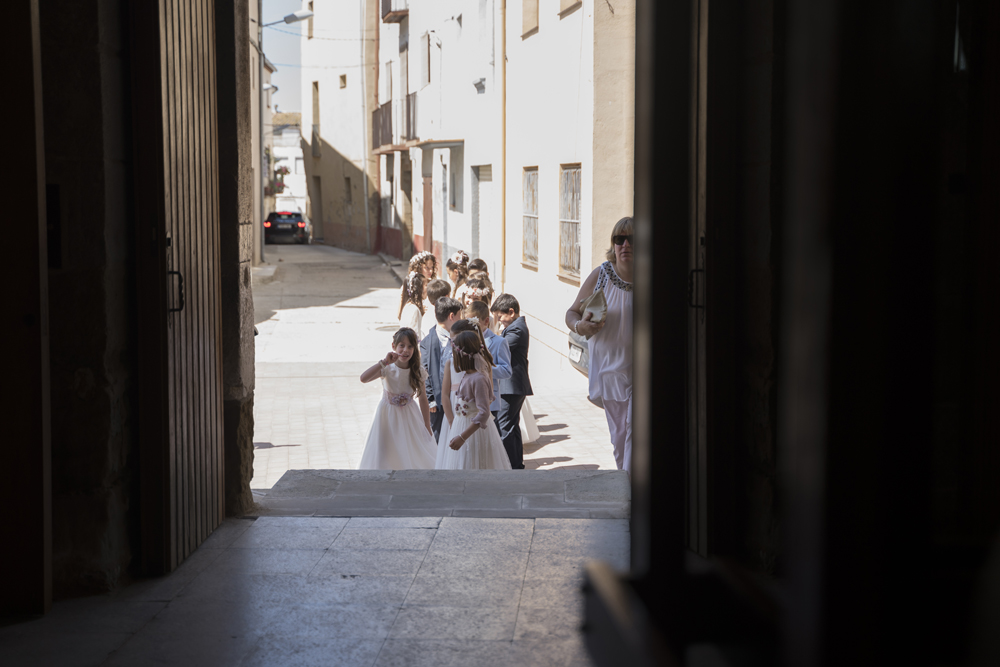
left=558, top=165, right=581, bottom=279
left=344, top=177, right=352, bottom=203
left=382, top=62, right=393, bottom=103
left=522, top=0, right=539, bottom=36
left=339, top=74, right=347, bottom=88
left=522, top=168, right=539, bottom=267
left=418, top=33, right=433, bottom=89
left=295, top=157, right=304, bottom=174
left=307, top=2, right=314, bottom=39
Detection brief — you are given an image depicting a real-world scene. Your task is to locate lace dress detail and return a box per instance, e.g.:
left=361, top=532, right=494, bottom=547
left=435, top=372, right=512, bottom=471
left=358, top=363, right=436, bottom=470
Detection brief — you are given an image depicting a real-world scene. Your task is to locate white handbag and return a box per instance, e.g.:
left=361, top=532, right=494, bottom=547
left=578, top=288, right=607, bottom=339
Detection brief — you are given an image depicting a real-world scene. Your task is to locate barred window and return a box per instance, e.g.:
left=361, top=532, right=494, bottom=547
left=558, top=165, right=581, bottom=279
left=522, top=168, right=539, bottom=267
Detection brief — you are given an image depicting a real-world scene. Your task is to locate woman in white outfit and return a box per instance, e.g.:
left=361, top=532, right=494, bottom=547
left=565, top=216, right=633, bottom=473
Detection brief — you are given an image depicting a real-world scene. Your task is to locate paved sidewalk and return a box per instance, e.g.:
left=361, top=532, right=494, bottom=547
left=0, top=516, right=626, bottom=666
left=252, top=244, right=617, bottom=490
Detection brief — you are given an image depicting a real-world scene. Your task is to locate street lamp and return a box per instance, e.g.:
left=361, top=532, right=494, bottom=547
left=257, top=7, right=313, bottom=264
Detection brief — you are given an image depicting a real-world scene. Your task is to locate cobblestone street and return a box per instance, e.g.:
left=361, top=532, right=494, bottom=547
left=252, top=244, right=617, bottom=490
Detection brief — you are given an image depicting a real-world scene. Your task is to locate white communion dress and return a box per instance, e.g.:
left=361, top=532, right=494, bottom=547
left=399, top=301, right=425, bottom=340
left=435, top=362, right=466, bottom=468
left=436, top=370, right=513, bottom=471
left=358, top=362, right=437, bottom=470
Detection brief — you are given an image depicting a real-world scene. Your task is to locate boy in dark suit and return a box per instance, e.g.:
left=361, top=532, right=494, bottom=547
left=420, top=292, right=462, bottom=441
left=491, top=293, right=533, bottom=469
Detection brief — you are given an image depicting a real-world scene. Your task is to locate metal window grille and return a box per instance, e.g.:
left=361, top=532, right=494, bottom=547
left=558, top=165, right=581, bottom=278
left=522, top=168, right=539, bottom=266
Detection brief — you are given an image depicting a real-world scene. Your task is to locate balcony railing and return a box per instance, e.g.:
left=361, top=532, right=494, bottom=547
left=381, top=0, right=408, bottom=23
left=403, top=93, right=417, bottom=141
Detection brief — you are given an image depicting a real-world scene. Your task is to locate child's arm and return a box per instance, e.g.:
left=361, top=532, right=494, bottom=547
left=418, top=390, right=433, bottom=436
left=360, top=351, right=397, bottom=383
left=442, top=367, right=454, bottom=425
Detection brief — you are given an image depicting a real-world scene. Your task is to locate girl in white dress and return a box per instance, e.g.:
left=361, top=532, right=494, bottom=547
left=358, top=327, right=437, bottom=470
left=434, top=318, right=477, bottom=467
left=437, top=330, right=513, bottom=471
left=398, top=271, right=428, bottom=340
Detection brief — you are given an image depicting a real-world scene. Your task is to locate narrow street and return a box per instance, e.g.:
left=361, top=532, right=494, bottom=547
left=252, top=244, right=617, bottom=489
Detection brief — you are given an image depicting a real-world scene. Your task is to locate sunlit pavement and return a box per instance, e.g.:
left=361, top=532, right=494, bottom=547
left=251, top=243, right=618, bottom=491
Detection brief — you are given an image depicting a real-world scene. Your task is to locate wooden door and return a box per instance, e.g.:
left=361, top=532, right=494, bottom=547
left=686, top=0, right=710, bottom=557
left=131, top=0, right=224, bottom=574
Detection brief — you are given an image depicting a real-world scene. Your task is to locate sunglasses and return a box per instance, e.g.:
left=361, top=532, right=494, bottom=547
left=613, top=235, right=632, bottom=246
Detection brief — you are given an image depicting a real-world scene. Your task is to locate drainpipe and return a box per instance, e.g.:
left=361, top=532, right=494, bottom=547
left=361, top=0, right=373, bottom=253
left=258, top=0, right=267, bottom=264
left=500, top=0, right=507, bottom=291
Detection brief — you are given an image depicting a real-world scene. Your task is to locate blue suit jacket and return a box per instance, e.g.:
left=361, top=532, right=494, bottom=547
left=499, top=316, right=533, bottom=396
left=420, top=326, right=445, bottom=408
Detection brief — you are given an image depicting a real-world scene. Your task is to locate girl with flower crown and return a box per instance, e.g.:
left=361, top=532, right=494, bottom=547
left=398, top=271, right=428, bottom=340
left=435, top=329, right=513, bottom=471
left=358, top=327, right=437, bottom=469
left=446, top=250, right=470, bottom=296
left=408, top=250, right=438, bottom=281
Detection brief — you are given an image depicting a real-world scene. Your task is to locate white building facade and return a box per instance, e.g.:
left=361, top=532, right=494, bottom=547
left=364, top=0, right=634, bottom=357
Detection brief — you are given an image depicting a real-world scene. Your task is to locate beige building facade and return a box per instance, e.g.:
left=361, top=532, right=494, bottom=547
left=300, top=0, right=380, bottom=254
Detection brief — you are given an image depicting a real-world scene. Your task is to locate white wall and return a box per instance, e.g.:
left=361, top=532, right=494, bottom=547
left=504, top=0, right=595, bottom=351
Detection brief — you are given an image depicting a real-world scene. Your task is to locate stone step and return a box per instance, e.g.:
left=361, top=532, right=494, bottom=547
left=251, top=469, right=631, bottom=519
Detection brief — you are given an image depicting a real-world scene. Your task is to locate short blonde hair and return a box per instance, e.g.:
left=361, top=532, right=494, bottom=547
left=605, top=217, right=634, bottom=262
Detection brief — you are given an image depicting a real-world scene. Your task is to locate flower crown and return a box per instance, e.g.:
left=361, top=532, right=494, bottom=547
left=450, top=251, right=468, bottom=265
left=466, top=287, right=490, bottom=299
left=409, top=251, right=435, bottom=271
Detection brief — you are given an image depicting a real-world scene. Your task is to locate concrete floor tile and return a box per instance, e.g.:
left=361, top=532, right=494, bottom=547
left=0, top=631, right=133, bottom=667
left=519, top=577, right=586, bottom=609
left=389, top=605, right=518, bottom=641
left=404, top=575, right=524, bottom=608
left=301, top=574, right=416, bottom=605
left=418, top=549, right=529, bottom=580
left=529, top=530, right=630, bottom=555
left=242, top=636, right=384, bottom=667
left=524, top=551, right=629, bottom=581
left=514, top=605, right=585, bottom=641
left=533, top=518, right=630, bottom=533
left=373, top=639, right=511, bottom=667
left=506, top=638, right=595, bottom=667
left=206, top=548, right=327, bottom=575
left=230, top=524, right=346, bottom=550
left=261, top=604, right=399, bottom=639
left=199, top=518, right=255, bottom=549
left=333, top=526, right=437, bottom=551
left=313, top=549, right=428, bottom=576
left=345, top=516, right=443, bottom=529
left=452, top=508, right=593, bottom=519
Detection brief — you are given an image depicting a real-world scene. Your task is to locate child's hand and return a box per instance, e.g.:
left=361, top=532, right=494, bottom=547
left=429, top=406, right=437, bottom=413
left=384, top=351, right=399, bottom=365
left=449, top=435, right=465, bottom=450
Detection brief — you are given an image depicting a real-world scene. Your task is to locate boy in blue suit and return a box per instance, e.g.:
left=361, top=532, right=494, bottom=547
left=420, top=292, right=462, bottom=441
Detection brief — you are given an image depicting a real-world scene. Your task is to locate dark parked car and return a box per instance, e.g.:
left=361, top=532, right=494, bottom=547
left=568, top=329, right=590, bottom=377
left=264, top=211, right=312, bottom=244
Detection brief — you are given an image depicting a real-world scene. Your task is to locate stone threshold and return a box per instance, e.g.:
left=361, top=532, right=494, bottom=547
left=250, top=468, right=631, bottom=519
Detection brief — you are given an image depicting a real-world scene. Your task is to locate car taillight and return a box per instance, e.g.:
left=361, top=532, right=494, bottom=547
left=297, top=221, right=306, bottom=228
left=263, top=221, right=271, bottom=228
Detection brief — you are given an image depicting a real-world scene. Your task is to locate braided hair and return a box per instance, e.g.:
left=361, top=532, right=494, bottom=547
left=398, top=271, right=427, bottom=319
left=447, top=250, right=470, bottom=296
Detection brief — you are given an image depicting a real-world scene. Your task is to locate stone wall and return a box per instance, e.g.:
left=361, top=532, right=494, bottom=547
left=216, top=0, right=256, bottom=517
